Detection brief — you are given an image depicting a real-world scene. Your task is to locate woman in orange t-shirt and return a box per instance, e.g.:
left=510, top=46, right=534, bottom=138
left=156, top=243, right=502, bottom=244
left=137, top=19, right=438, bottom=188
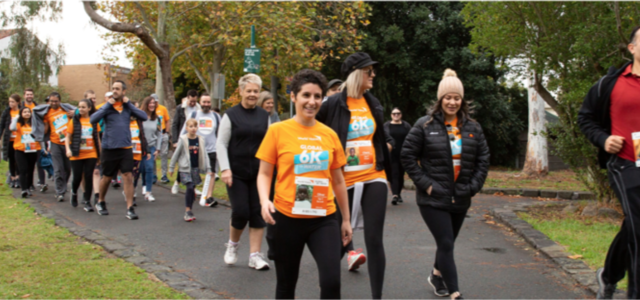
left=1, top=94, right=22, bottom=188
left=256, top=69, right=352, bottom=299
left=65, top=99, right=101, bottom=211
left=11, top=107, right=41, bottom=198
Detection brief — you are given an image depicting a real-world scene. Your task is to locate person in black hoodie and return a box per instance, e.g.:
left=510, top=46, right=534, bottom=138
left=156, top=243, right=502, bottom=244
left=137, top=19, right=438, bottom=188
left=316, top=52, right=395, bottom=299
left=578, top=26, right=640, bottom=300
left=402, top=69, right=489, bottom=300
left=383, top=107, right=412, bottom=205
left=1, top=94, right=22, bottom=188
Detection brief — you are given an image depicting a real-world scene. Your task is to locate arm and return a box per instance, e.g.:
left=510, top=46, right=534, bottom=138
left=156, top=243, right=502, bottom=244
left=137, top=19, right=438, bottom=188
left=154, top=126, right=162, bottom=150
left=577, top=81, right=610, bottom=150
left=400, top=119, right=435, bottom=193
left=90, top=102, right=111, bottom=124
left=469, top=125, right=490, bottom=195
left=168, top=138, right=183, bottom=176
left=331, top=168, right=353, bottom=246
left=64, top=127, right=72, bottom=158
left=216, top=115, right=233, bottom=186
left=383, top=121, right=395, bottom=151
left=127, top=102, right=148, bottom=121
left=258, top=160, right=276, bottom=225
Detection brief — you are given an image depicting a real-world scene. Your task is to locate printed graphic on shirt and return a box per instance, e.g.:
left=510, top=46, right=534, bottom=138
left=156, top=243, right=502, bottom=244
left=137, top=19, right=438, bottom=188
left=21, top=132, right=37, bottom=153
left=198, top=118, right=214, bottom=135
left=446, top=120, right=462, bottom=180
left=633, top=132, right=640, bottom=167
left=291, top=177, right=329, bottom=216
left=53, top=114, right=68, bottom=142
left=131, top=127, right=141, bottom=154
left=80, top=126, right=94, bottom=150
left=294, top=148, right=329, bottom=174
left=189, top=141, right=200, bottom=155
left=344, top=140, right=374, bottom=172
left=347, top=116, right=375, bottom=140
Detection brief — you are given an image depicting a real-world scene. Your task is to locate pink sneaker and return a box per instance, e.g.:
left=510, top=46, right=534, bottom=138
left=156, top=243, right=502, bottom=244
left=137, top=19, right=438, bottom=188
left=347, top=248, right=367, bottom=271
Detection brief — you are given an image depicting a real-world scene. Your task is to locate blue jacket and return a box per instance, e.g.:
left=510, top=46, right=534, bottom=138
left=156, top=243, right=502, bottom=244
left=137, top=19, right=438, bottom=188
left=90, top=101, right=147, bottom=149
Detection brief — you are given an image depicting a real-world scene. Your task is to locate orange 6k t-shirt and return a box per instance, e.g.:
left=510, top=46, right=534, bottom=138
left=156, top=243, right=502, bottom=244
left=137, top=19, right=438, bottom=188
left=66, top=117, right=99, bottom=161
left=130, top=120, right=142, bottom=161
left=256, top=119, right=347, bottom=218
left=14, top=123, right=40, bottom=152
left=44, top=107, right=69, bottom=145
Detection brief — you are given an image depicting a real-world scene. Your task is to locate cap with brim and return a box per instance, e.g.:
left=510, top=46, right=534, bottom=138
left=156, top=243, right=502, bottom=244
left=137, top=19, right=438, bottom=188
left=327, top=79, right=343, bottom=89
left=150, top=93, right=159, bottom=100
left=341, top=52, right=378, bottom=78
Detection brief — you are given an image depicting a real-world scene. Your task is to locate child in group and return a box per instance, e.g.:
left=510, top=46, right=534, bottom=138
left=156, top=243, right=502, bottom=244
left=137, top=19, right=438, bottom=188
left=10, top=107, right=41, bottom=198
left=169, top=119, right=212, bottom=221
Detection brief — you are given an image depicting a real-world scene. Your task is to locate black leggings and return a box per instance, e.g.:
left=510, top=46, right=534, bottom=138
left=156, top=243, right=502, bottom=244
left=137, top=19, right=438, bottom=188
left=227, top=177, right=266, bottom=229
left=419, top=205, right=467, bottom=294
left=340, top=181, right=387, bottom=299
left=71, top=159, right=97, bottom=201
left=185, top=182, right=196, bottom=209
left=267, top=211, right=341, bottom=299
left=8, top=141, right=17, bottom=177
left=390, top=157, right=405, bottom=196
left=15, top=150, right=38, bottom=191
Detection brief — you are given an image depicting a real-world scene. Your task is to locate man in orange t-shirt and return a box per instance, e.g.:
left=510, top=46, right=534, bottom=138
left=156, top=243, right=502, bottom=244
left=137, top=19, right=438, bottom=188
left=151, top=94, right=171, bottom=183
left=43, top=92, right=75, bottom=201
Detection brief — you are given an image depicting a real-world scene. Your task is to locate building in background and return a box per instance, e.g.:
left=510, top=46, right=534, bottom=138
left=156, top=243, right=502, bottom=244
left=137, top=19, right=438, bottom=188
left=57, top=64, right=130, bottom=102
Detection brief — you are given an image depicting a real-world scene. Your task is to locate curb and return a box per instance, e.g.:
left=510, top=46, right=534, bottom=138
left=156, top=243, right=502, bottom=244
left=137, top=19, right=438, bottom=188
left=489, top=201, right=621, bottom=296
left=17, top=196, right=225, bottom=299
left=403, top=179, right=595, bottom=200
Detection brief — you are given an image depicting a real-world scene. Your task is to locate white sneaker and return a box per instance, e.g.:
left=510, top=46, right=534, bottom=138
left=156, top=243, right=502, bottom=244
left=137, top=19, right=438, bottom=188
left=195, top=188, right=202, bottom=195
left=224, top=242, right=239, bottom=265
left=142, top=186, right=147, bottom=195
left=248, top=252, right=270, bottom=270
left=171, top=182, right=179, bottom=194
left=145, top=192, right=156, bottom=202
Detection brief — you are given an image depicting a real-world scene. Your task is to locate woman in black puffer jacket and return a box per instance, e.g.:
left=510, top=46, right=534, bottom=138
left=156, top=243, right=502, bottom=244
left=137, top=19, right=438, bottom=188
left=401, top=69, right=489, bottom=300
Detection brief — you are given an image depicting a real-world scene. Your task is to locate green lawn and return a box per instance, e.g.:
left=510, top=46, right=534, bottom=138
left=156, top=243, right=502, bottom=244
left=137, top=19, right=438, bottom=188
left=0, top=164, right=189, bottom=299
left=518, top=203, right=626, bottom=289
left=157, top=158, right=228, bottom=200
left=485, top=168, right=588, bottom=192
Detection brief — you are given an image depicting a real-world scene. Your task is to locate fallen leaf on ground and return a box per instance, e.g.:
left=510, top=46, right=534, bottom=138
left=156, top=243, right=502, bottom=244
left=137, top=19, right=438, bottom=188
left=486, top=221, right=496, bottom=225
left=568, top=254, right=583, bottom=259
left=21, top=294, right=30, bottom=298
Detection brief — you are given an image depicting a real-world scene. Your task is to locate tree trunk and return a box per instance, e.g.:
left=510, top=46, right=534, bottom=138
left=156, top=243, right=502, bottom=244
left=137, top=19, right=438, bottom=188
left=154, top=2, right=167, bottom=106
left=158, top=43, right=176, bottom=113
left=523, top=86, right=549, bottom=176
left=155, top=59, right=166, bottom=105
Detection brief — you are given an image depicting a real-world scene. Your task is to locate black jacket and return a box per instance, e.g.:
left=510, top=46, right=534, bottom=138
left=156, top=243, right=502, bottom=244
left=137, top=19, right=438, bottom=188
left=316, top=89, right=395, bottom=177
left=0, top=107, right=14, bottom=161
left=171, top=103, right=201, bottom=144
left=577, top=61, right=633, bottom=169
left=226, top=104, right=269, bottom=180
left=401, top=112, right=490, bottom=212
left=69, top=114, right=101, bottom=159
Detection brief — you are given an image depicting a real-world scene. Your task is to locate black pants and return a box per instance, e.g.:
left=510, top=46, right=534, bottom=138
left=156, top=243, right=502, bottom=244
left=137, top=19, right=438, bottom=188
left=419, top=205, right=467, bottom=294
left=338, top=181, right=387, bottom=299
left=227, top=177, right=266, bottom=229
left=8, top=141, right=17, bottom=177
left=36, top=155, right=45, bottom=185
left=15, top=150, right=38, bottom=191
left=185, top=182, right=196, bottom=209
left=267, top=211, right=341, bottom=299
left=603, top=156, right=640, bottom=298
left=390, top=156, right=405, bottom=196
left=71, top=159, right=97, bottom=201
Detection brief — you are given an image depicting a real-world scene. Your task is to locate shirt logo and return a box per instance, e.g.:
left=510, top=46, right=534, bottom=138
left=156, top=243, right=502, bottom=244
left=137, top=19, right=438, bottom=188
left=349, top=107, right=368, bottom=113
left=294, top=150, right=329, bottom=174
left=298, top=136, right=322, bottom=141
left=347, top=118, right=374, bottom=140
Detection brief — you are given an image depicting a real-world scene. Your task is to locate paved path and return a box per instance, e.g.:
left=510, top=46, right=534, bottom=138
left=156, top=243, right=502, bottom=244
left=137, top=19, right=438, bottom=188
left=15, top=179, right=593, bottom=299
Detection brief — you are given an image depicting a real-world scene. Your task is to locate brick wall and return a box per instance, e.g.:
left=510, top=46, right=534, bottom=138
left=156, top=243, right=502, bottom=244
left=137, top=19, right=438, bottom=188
left=58, top=64, right=130, bottom=103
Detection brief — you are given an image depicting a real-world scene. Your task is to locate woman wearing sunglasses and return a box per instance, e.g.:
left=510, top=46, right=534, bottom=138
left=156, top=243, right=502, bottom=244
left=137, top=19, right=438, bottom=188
left=383, top=108, right=411, bottom=205
left=401, top=69, right=489, bottom=300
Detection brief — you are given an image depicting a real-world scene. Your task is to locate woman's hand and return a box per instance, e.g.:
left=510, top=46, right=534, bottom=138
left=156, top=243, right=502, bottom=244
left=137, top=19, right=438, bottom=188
left=261, top=201, right=276, bottom=225
left=154, top=150, right=159, bottom=157
left=66, top=150, right=72, bottom=158
left=427, top=185, right=433, bottom=195
left=168, top=171, right=173, bottom=178
left=341, top=220, right=353, bottom=246
left=146, top=154, right=151, bottom=160
left=221, top=169, right=233, bottom=187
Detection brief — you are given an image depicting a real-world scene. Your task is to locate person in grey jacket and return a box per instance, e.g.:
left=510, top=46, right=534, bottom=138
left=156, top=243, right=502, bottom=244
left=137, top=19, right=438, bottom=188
left=138, top=97, right=163, bottom=201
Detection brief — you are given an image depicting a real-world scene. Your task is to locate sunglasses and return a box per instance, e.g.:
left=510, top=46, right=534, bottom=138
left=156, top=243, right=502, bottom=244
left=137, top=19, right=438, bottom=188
left=392, top=112, right=401, bottom=115
left=364, top=67, right=375, bottom=76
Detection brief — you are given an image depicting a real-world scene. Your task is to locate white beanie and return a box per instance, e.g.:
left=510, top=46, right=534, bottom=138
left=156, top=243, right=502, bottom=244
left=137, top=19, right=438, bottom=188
left=437, top=69, right=464, bottom=100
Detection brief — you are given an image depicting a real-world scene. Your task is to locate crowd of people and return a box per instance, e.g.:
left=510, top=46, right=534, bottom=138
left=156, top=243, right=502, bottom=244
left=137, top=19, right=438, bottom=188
left=44, top=47, right=640, bottom=299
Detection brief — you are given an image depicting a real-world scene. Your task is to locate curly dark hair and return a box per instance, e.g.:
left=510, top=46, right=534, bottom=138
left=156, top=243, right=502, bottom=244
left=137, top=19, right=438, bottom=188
left=290, top=69, right=328, bottom=97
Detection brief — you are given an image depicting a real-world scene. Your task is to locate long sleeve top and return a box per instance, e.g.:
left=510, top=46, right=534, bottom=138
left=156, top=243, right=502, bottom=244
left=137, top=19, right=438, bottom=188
left=90, top=101, right=147, bottom=149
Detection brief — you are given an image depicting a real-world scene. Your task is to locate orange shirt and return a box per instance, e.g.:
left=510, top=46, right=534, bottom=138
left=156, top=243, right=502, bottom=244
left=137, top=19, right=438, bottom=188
left=130, top=120, right=142, bottom=161
left=66, top=117, right=99, bottom=161
left=23, top=102, right=36, bottom=110
left=44, top=107, right=69, bottom=145
left=445, top=117, right=462, bottom=181
left=13, top=123, right=40, bottom=152
left=113, top=101, right=123, bottom=112
left=156, top=105, right=170, bottom=131
left=9, top=109, right=19, bottom=141
left=95, top=102, right=105, bottom=110
left=256, top=119, right=346, bottom=218
left=343, top=97, right=386, bottom=187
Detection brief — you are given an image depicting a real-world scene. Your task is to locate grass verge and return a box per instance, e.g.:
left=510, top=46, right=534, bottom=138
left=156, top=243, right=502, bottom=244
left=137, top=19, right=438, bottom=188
left=485, top=168, right=588, bottom=192
left=518, top=203, right=626, bottom=289
left=155, top=158, right=228, bottom=200
left=0, top=164, right=189, bottom=299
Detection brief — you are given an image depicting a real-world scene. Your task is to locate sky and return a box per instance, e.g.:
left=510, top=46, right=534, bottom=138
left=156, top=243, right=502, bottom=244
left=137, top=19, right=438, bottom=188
left=24, top=1, right=133, bottom=69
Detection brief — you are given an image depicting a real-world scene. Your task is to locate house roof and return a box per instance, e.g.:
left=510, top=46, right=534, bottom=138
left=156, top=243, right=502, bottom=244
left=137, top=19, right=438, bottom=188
left=0, top=29, right=17, bottom=40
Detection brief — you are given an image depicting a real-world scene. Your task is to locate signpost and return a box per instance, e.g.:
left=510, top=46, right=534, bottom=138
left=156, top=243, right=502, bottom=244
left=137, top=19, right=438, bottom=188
left=243, top=25, right=261, bottom=73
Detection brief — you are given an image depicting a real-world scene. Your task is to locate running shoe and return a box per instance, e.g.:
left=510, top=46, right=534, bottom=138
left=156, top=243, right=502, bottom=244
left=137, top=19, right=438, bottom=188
left=215, top=173, right=220, bottom=181
left=10, top=180, right=15, bottom=188
left=248, top=253, right=270, bottom=270
left=39, top=183, right=48, bottom=192
left=83, top=200, right=94, bottom=212
left=29, top=185, right=35, bottom=192
left=398, top=196, right=404, bottom=203
left=27, top=190, right=32, bottom=197
left=145, top=193, right=156, bottom=202
left=71, top=193, right=78, bottom=208
left=126, top=206, right=138, bottom=220
left=428, top=270, right=449, bottom=297
left=111, top=179, right=119, bottom=188
left=21, top=190, right=28, bottom=198
left=96, top=201, right=109, bottom=216
left=160, top=176, right=170, bottom=183
left=224, top=242, right=239, bottom=265
left=347, top=248, right=367, bottom=271
left=391, top=195, right=399, bottom=205
left=195, top=188, right=202, bottom=195
left=205, top=197, right=218, bottom=207
left=56, top=194, right=64, bottom=202
left=142, top=186, right=147, bottom=195
left=184, top=211, right=196, bottom=222
left=171, top=181, right=179, bottom=194
left=596, top=267, right=616, bottom=299
left=15, top=180, right=20, bottom=189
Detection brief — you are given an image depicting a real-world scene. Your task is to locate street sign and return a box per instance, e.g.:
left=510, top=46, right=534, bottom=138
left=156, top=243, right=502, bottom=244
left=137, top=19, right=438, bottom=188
left=243, top=48, right=261, bottom=73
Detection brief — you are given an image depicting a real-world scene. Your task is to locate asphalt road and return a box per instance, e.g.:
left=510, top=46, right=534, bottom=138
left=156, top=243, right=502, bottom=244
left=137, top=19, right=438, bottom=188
left=17, top=180, right=592, bottom=299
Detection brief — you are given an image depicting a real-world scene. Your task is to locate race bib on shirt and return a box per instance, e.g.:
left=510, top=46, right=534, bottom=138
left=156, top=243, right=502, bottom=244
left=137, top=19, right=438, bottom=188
left=344, top=140, right=374, bottom=172
left=294, top=149, right=329, bottom=174
left=80, top=126, right=94, bottom=150
left=633, top=132, right=640, bottom=167
left=291, top=177, right=329, bottom=216
left=53, top=114, right=68, bottom=142
left=22, top=133, right=37, bottom=153
left=133, top=140, right=142, bottom=154
left=198, top=117, right=214, bottom=135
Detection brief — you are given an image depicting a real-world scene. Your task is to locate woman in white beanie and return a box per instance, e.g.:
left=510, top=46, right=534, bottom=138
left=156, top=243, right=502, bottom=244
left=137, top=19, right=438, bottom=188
left=401, top=69, right=490, bottom=300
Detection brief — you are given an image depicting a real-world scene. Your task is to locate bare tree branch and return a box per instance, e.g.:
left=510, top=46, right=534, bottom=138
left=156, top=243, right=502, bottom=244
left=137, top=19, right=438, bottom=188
left=532, top=72, right=560, bottom=113
left=186, top=53, right=210, bottom=94
left=170, top=41, right=221, bottom=65
left=169, top=2, right=207, bottom=21
left=613, top=2, right=628, bottom=45
left=133, top=1, right=155, bottom=39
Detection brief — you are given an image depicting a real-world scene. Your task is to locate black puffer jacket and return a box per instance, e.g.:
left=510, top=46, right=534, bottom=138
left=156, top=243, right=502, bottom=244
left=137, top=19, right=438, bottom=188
left=0, top=107, right=14, bottom=161
left=69, top=113, right=101, bottom=159
left=401, top=112, right=490, bottom=212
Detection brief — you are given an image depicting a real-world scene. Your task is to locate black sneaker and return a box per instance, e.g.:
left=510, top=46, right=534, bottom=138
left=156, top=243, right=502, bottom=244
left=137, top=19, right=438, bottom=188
left=454, top=295, right=463, bottom=300
left=29, top=185, right=35, bottom=192
left=160, top=176, right=170, bottom=183
left=96, top=201, right=109, bottom=216
left=133, top=200, right=137, bottom=207
left=27, top=190, right=32, bottom=197
left=596, top=267, right=616, bottom=299
left=40, top=184, right=48, bottom=192
left=398, top=196, right=404, bottom=203
left=205, top=197, right=218, bottom=207
left=184, top=211, right=196, bottom=222
left=21, top=190, right=28, bottom=198
left=15, top=181, right=20, bottom=189
left=83, top=200, right=94, bottom=212
left=126, top=207, right=138, bottom=220
left=10, top=180, right=15, bottom=188
left=428, top=271, right=449, bottom=297
left=112, top=180, right=120, bottom=188
left=71, top=194, right=78, bottom=208
left=391, top=195, right=399, bottom=205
